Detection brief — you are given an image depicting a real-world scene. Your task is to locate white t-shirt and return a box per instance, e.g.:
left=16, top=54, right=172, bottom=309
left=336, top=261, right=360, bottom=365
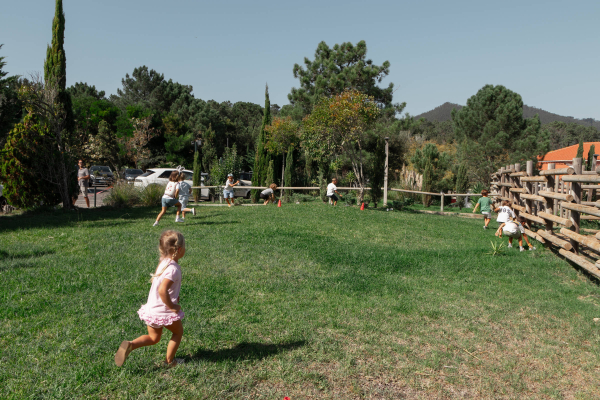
left=162, top=182, right=180, bottom=199
left=327, top=183, right=337, bottom=196
left=223, top=180, right=235, bottom=192
left=496, top=206, right=516, bottom=223
left=178, top=181, right=191, bottom=198
left=503, top=221, right=519, bottom=235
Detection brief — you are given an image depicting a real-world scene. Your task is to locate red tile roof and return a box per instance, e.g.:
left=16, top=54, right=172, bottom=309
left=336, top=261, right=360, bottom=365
left=540, top=142, right=600, bottom=170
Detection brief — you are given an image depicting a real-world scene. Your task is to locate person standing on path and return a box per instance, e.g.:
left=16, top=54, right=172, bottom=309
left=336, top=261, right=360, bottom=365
left=472, top=189, right=493, bottom=229
left=74, top=159, right=90, bottom=208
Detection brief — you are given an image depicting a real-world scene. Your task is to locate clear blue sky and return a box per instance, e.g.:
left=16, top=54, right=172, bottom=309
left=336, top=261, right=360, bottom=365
left=2, top=0, right=599, bottom=119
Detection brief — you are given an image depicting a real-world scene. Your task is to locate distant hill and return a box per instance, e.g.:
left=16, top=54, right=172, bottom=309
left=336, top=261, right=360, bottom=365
left=415, top=102, right=600, bottom=129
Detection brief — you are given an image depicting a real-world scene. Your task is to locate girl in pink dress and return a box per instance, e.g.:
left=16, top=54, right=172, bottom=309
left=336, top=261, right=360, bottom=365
left=115, top=230, right=186, bottom=367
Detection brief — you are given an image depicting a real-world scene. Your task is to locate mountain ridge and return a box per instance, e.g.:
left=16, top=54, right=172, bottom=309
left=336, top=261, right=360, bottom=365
left=415, top=102, right=600, bottom=129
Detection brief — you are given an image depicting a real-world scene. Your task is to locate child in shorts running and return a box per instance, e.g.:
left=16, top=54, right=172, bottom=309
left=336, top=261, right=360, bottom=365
left=472, top=190, right=493, bottom=229
left=177, top=172, right=196, bottom=220
left=153, top=171, right=183, bottom=226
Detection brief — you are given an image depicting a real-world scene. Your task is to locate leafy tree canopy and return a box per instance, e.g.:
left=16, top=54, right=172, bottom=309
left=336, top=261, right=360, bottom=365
left=67, top=82, right=105, bottom=100
left=289, top=40, right=393, bottom=113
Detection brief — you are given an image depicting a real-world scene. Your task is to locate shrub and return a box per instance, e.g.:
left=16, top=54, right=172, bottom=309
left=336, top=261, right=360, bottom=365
left=104, top=183, right=140, bottom=208
left=291, top=193, right=314, bottom=203
left=139, top=184, right=164, bottom=207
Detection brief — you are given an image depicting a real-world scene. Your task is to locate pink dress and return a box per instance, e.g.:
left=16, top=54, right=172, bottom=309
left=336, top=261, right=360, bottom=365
left=137, top=258, right=184, bottom=328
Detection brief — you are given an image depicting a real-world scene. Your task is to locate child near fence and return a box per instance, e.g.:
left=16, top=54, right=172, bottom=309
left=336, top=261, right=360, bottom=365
left=472, top=190, right=493, bottom=229
left=495, top=200, right=516, bottom=224
left=115, top=230, right=186, bottom=367
left=495, top=216, right=536, bottom=251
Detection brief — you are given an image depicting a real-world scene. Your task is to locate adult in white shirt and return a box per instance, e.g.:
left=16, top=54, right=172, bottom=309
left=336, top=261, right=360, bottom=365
left=326, top=178, right=342, bottom=206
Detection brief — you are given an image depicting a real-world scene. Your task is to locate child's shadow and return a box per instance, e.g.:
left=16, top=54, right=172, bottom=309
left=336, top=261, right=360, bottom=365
left=185, top=340, right=306, bottom=363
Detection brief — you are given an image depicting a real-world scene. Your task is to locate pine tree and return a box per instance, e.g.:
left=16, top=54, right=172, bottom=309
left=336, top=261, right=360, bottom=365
left=370, top=137, right=385, bottom=207
left=252, top=84, right=272, bottom=201
left=422, top=161, right=433, bottom=206
left=576, top=138, right=584, bottom=159
left=587, top=144, right=596, bottom=172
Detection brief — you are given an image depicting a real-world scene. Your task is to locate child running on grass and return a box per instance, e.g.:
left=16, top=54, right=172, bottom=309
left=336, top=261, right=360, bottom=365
left=223, top=174, right=239, bottom=207
left=177, top=172, right=196, bottom=221
left=260, top=183, right=278, bottom=205
left=153, top=171, right=183, bottom=226
left=495, top=216, right=536, bottom=251
left=472, top=189, right=493, bottom=229
left=115, top=230, right=186, bottom=367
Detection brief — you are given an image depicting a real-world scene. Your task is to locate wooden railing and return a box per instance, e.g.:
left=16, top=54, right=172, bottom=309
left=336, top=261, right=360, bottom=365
left=491, top=158, right=600, bottom=279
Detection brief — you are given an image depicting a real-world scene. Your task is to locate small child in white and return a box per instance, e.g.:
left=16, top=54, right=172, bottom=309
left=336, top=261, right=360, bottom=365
left=495, top=216, right=536, bottom=251
left=223, top=174, right=239, bottom=207
left=177, top=172, right=196, bottom=220
left=326, top=178, right=342, bottom=206
left=495, top=200, right=516, bottom=224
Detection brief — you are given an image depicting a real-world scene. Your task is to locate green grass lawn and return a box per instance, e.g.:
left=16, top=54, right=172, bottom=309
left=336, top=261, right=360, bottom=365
left=2, top=203, right=600, bottom=399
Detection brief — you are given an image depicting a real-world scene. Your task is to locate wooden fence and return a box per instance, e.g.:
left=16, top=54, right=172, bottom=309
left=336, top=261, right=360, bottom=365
left=490, top=158, right=600, bottom=279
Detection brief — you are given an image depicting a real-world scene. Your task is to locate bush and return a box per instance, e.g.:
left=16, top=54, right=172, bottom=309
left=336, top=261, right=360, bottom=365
left=291, top=193, right=315, bottom=203
left=139, top=184, right=165, bottom=207
left=104, top=183, right=140, bottom=208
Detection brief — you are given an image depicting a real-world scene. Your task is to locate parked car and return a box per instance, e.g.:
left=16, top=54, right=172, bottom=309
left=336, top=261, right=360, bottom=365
left=90, top=166, right=114, bottom=186
left=134, top=168, right=210, bottom=199
left=123, top=168, right=144, bottom=184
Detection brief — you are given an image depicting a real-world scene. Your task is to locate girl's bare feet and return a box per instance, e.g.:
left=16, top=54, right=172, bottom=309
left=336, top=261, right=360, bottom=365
left=115, top=341, right=133, bottom=366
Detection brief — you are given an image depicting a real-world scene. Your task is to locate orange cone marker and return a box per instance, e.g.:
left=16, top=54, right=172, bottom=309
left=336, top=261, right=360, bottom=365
left=278, top=199, right=282, bottom=207
left=360, top=202, right=365, bottom=211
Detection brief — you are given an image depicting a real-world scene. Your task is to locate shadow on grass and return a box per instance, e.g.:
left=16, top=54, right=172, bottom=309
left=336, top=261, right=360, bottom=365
left=0, top=261, right=40, bottom=271
left=0, top=249, right=56, bottom=260
left=185, top=340, right=306, bottom=363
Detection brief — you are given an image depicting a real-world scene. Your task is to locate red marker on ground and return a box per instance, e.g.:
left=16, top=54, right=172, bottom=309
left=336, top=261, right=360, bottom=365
left=360, top=202, right=365, bottom=211
left=278, top=199, right=282, bottom=207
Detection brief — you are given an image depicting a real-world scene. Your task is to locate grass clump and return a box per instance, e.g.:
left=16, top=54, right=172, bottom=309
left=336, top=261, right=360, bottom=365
left=103, top=183, right=140, bottom=208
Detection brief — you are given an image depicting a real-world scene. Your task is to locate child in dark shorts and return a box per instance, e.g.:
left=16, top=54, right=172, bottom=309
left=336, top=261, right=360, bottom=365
left=260, top=184, right=277, bottom=205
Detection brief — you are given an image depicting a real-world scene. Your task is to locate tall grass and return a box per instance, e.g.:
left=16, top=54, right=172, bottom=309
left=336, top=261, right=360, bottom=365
left=138, top=184, right=164, bottom=207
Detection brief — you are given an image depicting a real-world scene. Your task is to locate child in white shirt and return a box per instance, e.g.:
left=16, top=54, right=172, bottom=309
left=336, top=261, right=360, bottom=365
left=153, top=171, right=183, bottom=226
left=326, top=178, right=342, bottom=206
left=177, top=173, right=196, bottom=220
left=495, top=200, right=516, bottom=223
left=495, top=216, right=536, bottom=251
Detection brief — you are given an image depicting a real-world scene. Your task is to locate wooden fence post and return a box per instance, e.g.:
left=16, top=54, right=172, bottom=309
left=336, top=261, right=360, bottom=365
left=440, top=192, right=444, bottom=212
left=545, top=163, right=555, bottom=232
left=525, top=161, right=533, bottom=214
left=570, top=158, right=582, bottom=253
left=500, top=167, right=505, bottom=198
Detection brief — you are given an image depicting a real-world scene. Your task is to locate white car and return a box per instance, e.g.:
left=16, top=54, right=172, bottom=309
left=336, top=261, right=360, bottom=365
left=134, top=168, right=210, bottom=200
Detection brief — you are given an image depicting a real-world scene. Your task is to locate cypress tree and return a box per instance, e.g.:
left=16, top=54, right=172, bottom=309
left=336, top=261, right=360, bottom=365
left=422, top=161, right=433, bottom=206
left=284, top=145, right=294, bottom=201
left=370, top=137, right=385, bottom=207
left=576, top=138, right=584, bottom=159
left=264, top=160, right=274, bottom=187
left=454, top=163, right=469, bottom=209
left=192, top=147, right=201, bottom=201
left=587, top=144, right=595, bottom=171
left=252, top=84, right=272, bottom=201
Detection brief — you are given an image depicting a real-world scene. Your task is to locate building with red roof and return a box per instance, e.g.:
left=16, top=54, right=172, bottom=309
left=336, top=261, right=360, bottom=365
left=540, top=142, right=600, bottom=171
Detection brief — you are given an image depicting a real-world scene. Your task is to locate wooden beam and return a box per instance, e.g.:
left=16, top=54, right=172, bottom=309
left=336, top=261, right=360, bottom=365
left=524, top=228, right=545, bottom=244
left=560, top=228, right=600, bottom=253
left=520, top=176, right=547, bottom=183
left=538, top=190, right=574, bottom=202
left=520, top=211, right=546, bottom=224
left=558, top=249, right=600, bottom=279
left=509, top=171, right=529, bottom=177
left=562, top=175, right=600, bottom=183
left=520, top=193, right=547, bottom=203
left=581, top=185, right=600, bottom=190
left=500, top=168, right=515, bottom=174
left=581, top=216, right=600, bottom=220
left=509, top=188, right=527, bottom=193
left=497, top=182, right=514, bottom=187
left=537, top=230, right=573, bottom=250
left=538, top=211, right=573, bottom=228
left=539, top=167, right=575, bottom=176
left=560, top=202, right=600, bottom=218
left=512, top=204, right=526, bottom=212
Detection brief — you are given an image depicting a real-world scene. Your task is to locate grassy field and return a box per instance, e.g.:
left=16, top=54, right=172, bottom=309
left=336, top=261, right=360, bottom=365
left=2, top=203, right=600, bottom=399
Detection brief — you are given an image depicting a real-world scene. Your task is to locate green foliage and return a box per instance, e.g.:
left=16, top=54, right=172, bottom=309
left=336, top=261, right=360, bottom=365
left=0, top=44, right=23, bottom=149
left=95, top=120, right=120, bottom=172
left=252, top=85, right=272, bottom=201
left=411, top=143, right=452, bottom=192
left=487, top=240, right=506, bottom=256
left=576, top=138, right=584, bottom=159
left=587, top=145, right=595, bottom=171
left=544, top=121, right=600, bottom=150
left=138, top=183, right=164, bottom=207
left=201, top=124, right=217, bottom=175
left=452, top=84, right=549, bottom=186
left=210, top=144, right=242, bottom=194
left=289, top=40, right=394, bottom=113
left=104, top=182, right=140, bottom=208
left=192, top=149, right=201, bottom=201
left=284, top=145, right=295, bottom=200
left=370, top=137, right=385, bottom=207
left=422, top=161, right=433, bottom=206
left=0, top=115, right=64, bottom=208
left=264, top=160, right=275, bottom=187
